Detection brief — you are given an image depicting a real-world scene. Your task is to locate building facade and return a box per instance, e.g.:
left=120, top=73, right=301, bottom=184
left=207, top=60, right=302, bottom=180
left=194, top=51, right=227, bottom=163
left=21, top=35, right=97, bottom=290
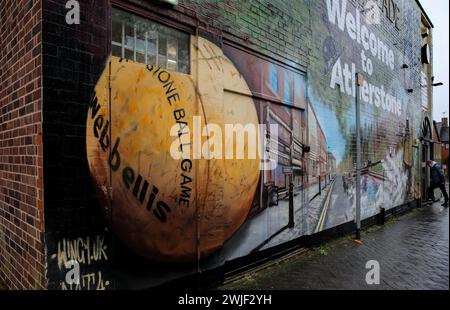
left=435, top=117, right=449, bottom=179
left=0, top=0, right=436, bottom=289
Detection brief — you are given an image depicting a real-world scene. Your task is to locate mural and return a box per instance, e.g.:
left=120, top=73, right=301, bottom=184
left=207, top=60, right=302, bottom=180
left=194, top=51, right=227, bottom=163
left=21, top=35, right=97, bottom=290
left=305, top=0, right=420, bottom=229
left=44, top=0, right=425, bottom=289
left=86, top=38, right=261, bottom=262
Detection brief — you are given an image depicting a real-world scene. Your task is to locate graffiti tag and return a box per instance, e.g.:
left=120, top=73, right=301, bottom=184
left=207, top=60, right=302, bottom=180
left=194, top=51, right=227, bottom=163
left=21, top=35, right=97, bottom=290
left=51, top=235, right=110, bottom=290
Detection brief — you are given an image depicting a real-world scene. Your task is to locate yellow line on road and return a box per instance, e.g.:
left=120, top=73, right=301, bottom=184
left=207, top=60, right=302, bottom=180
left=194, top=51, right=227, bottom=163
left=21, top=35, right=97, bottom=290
left=314, top=179, right=335, bottom=233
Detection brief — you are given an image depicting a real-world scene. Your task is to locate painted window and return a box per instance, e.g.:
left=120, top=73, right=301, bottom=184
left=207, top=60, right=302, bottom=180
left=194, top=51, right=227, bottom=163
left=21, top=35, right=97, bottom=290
left=112, top=8, right=190, bottom=74
left=269, top=64, right=278, bottom=94
left=284, top=78, right=292, bottom=104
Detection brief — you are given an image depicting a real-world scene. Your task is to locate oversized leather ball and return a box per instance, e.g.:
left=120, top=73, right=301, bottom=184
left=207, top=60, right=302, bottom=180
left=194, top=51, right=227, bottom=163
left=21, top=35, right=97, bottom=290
left=86, top=37, right=260, bottom=262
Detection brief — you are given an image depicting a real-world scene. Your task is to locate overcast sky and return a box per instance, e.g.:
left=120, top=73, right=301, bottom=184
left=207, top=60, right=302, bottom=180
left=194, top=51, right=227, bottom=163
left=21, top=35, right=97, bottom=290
left=420, top=0, right=449, bottom=121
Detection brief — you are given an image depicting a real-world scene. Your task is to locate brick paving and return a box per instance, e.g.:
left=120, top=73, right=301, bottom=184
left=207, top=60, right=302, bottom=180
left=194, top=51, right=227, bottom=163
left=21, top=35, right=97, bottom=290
left=221, top=201, right=449, bottom=290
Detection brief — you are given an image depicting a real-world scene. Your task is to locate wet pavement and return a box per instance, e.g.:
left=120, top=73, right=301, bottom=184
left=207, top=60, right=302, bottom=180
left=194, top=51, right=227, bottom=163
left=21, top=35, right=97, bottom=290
left=220, top=200, right=449, bottom=290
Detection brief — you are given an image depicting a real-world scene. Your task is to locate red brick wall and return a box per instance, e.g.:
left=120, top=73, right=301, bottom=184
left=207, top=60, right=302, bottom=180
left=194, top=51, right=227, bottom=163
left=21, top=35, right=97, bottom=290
left=0, top=0, right=45, bottom=289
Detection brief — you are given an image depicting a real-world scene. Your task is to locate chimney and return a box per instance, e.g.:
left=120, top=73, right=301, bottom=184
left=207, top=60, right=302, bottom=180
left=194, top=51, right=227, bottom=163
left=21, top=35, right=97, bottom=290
left=442, top=117, right=448, bottom=128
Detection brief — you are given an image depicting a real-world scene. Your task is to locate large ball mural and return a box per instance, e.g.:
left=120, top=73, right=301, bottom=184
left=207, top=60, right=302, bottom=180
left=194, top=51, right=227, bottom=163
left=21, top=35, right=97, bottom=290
left=86, top=37, right=260, bottom=262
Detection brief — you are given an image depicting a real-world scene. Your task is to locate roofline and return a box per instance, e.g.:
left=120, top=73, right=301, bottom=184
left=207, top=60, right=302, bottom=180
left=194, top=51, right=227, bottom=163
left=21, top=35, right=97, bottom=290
left=307, top=100, right=327, bottom=144
left=416, top=0, right=434, bottom=28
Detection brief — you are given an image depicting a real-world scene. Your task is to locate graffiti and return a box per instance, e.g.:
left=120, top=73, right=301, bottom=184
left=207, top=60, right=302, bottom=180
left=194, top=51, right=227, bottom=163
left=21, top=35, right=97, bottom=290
left=61, top=271, right=110, bottom=290
left=53, top=235, right=107, bottom=270
left=50, top=235, right=110, bottom=290
left=379, top=149, right=409, bottom=207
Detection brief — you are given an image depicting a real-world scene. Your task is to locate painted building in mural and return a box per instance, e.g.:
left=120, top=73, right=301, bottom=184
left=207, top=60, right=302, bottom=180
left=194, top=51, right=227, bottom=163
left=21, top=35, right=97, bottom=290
left=0, top=0, right=437, bottom=289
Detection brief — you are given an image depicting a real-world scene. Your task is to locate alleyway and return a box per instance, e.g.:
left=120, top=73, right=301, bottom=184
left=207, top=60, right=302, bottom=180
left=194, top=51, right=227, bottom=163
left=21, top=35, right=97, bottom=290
left=221, top=201, right=449, bottom=290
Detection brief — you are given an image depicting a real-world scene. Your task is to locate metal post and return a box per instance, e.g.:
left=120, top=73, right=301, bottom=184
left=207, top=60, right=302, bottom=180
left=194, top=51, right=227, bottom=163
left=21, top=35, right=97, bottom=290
left=288, top=182, right=294, bottom=228
left=319, top=175, right=321, bottom=195
left=355, top=73, right=362, bottom=240
left=425, top=142, right=430, bottom=201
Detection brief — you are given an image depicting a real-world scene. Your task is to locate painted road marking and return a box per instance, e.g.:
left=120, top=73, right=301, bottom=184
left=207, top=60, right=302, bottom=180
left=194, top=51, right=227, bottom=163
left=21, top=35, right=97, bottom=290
left=314, top=179, right=336, bottom=233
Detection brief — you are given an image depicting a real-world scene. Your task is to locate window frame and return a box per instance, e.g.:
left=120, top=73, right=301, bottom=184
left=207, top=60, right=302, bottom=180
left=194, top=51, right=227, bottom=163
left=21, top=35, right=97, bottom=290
left=110, top=2, right=193, bottom=74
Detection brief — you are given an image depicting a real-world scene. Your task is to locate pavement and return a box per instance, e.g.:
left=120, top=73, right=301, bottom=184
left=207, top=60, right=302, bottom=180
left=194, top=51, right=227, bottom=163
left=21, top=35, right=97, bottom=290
left=220, top=200, right=449, bottom=290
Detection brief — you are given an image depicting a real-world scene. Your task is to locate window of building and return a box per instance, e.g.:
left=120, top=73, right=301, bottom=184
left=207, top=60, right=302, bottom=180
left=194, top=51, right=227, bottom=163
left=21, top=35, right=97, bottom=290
left=112, top=8, right=190, bottom=74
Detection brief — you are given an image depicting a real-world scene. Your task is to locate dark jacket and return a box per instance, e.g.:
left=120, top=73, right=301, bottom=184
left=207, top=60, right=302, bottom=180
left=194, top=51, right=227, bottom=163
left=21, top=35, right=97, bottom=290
left=430, top=163, right=445, bottom=183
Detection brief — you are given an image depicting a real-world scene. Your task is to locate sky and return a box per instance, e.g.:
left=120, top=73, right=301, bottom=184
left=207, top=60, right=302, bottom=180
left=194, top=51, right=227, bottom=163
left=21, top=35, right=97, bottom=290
left=420, top=0, right=450, bottom=122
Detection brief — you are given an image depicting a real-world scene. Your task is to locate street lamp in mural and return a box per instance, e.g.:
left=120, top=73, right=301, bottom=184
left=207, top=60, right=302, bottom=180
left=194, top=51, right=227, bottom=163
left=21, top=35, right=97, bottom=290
left=395, top=118, right=413, bottom=168
left=395, top=119, right=410, bottom=140
left=406, top=81, right=444, bottom=93
left=355, top=73, right=364, bottom=242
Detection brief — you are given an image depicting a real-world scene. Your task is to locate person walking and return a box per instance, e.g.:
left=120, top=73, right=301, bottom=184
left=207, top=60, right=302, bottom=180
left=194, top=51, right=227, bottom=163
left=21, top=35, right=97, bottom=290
left=342, top=175, right=347, bottom=194
left=427, top=160, right=449, bottom=207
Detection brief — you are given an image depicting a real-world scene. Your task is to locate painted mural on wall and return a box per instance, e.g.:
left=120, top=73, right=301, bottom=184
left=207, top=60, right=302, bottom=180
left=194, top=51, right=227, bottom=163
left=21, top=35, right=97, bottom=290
left=68, top=0, right=425, bottom=288
left=86, top=35, right=316, bottom=270
left=87, top=37, right=261, bottom=262
left=305, top=0, right=421, bottom=230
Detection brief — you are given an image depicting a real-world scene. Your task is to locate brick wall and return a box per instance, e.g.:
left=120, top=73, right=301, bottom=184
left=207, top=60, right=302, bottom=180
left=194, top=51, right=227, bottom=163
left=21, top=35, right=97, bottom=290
left=179, top=0, right=311, bottom=72
left=0, top=0, right=45, bottom=289
left=119, top=0, right=310, bottom=71
left=42, top=0, right=113, bottom=290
